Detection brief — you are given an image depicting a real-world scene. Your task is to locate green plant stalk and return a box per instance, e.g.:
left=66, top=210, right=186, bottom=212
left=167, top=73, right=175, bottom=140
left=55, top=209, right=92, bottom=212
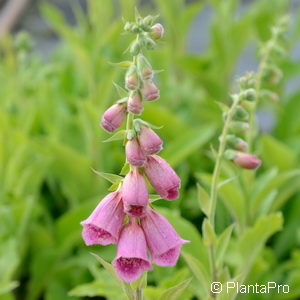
left=208, top=95, right=240, bottom=227
left=134, top=287, right=143, bottom=300
left=207, top=95, right=240, bottom=296
left=247, top=31, right=280, bottom=151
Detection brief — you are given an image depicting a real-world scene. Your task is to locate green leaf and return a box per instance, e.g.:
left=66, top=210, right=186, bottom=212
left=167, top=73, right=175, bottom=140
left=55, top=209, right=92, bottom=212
left=196, top=183, right=210, bottom=216
left=162, top=126, right=215, bottom=166
left=216, top=224, right=234, bottom=268
left=237, top=213, right=283, bottom=275
left=0, top=281, right=19, bottom=296
left=113, top=82, right=128, bottom=98
left=120, top=162, right=130, bottom=175
left=260, top=135, right=297, bottom=170
left=202, top=219, right=217, bottom=246
left=103, top=130, right=127, bottom=142
left=149, top=194, right=161, bottom=202
left=181, top=252, right=210, bottom=298
left=92, top=170, right=123, bottom=183
left=109, top=61, right=132, bottom=68
left=158, top=278, right=192, bottom=300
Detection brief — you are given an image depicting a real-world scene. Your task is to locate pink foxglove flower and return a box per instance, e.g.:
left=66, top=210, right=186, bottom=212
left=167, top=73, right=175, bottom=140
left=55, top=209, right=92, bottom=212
left=122, top=168, right=148, bottom=217
left=113, top=220, right=152, bottom=282
left=128, top=93, right=143, bottom=115
left=234, top=152, right=261, bottom=170
left=125, top=138, right=147, bottom=167
left=150, top=23, right=164, bottom=40
left=141, top=209, right=188, bottom=266
left=81, top=192, right=124, bottom=245
left=144, top=155, right=180, bottom=200
left=101, top=104, right=126, bottom=133
left=139, top=126, right=163, bottom=155
left=141, top=81, right=160, bottom=101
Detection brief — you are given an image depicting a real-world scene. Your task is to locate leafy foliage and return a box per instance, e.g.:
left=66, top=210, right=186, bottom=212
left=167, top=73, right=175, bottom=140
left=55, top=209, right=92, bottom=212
left=0, top=0, right=300, bottom=299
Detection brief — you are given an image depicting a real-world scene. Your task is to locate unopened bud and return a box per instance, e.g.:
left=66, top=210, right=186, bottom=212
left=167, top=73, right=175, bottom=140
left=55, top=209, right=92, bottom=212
left=137, top=54, right=153, bottom=80
left=139, top=126, right=163, bottom=155
left=127, top=92, right=143, bottom=115
left=225, top=135, right=248, bottom=151
left=261, top=90, right=279, bottom=103
left=238, top=72, right=256, bottom=89
left=233, top=152, right=262, bottom=170
left=141, top=81, right=160, bottom=101
left=229, top=121, right=250, bottom=133
left=125, top=138, right=147, bottom=167
left=144, top=37, right=156, bottom=50
left=233, top=105, right=249, bottom=121
left=240, top=88, right=256, bottom=102
left=100, top=104, right=126, bottom=133
left=125, top=65, right=139, bottom=90
left=150, top=23, right=164, bottom=40
left=142, top=15, right=154, bottom=27
left=262, top=65, right=283, bottom=85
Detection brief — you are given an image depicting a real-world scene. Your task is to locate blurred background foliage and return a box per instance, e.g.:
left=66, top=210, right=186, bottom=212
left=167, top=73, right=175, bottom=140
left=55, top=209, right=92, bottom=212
left=1, top=0, right=300, bottom=299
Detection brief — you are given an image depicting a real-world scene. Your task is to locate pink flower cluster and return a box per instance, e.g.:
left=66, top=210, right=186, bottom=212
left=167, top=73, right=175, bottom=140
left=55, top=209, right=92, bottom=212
left=81, top=38, right=188, bottom=282
left=81, top=156, right=188, bottom=282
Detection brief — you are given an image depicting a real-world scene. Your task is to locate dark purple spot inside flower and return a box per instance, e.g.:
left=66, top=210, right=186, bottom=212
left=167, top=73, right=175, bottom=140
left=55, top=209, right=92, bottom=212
left=127, top=205, right=145, bottom=217
left=166, top=187, right=179, bottom=200
left=114, top=257, right=151, bottom=282
left=82, top=224, right=115, bottom=245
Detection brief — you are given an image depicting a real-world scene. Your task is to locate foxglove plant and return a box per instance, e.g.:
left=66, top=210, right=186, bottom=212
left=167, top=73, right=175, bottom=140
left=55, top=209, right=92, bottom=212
left=196, top=16, right=289, bottom=299
left=80, top=10, right=188, bottom=299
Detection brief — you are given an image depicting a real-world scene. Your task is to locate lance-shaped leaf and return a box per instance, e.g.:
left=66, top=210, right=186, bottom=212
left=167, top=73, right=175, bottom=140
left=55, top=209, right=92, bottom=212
left=92, top=169, right=123, bottom=183
left=103, top=130, right=127, bottom=143
left=158, top=278, right=192, bottom=300
left=196, top=183, right=209, bottom=216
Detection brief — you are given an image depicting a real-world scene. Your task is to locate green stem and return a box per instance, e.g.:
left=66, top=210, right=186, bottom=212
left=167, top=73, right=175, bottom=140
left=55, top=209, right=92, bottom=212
left=134, top=288, right=143, bottom=300
left=208, top=95, right=240, bottom=228
left=247, top=33, right=279, bottom=151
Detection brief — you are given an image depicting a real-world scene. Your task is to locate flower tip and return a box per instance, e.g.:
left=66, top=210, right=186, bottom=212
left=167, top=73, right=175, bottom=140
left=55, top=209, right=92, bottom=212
left=234, top=152, right=262, bottom=170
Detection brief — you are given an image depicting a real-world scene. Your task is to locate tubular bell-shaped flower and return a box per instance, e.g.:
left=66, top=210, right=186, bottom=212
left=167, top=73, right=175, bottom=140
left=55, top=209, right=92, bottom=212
left=144, top=155, right=180, bottom=200
left=141, top=209, right=189, bottom=266
left=122, top=168, right=148, bottom=217
left=138, top=126, right=163, bottom=155
left=81, top=191, right=124, bottom=245
left=125, top=138, right=147, bottom=167
left=101, top=103, right=126, bottom=133
left=113, top=220, right=152, bottom=282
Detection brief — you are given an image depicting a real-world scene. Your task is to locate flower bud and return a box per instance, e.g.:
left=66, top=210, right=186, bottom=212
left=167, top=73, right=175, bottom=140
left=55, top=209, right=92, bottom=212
left=233, top=152, right=261, bottom=170
left=141, top=80, right=160, bottom=101
left=139, top=126, right=163, bottom=155
left=240, top=88, right=256, bottom=102
left=229, top=121, right=250, bottom=133
left=101, top=103, right=126, bottom=133
left=127, top=92, right=143, bottom=115
left=238, top=72, right=256, bottom=89
left=144, top=155, right=180, bottom=200
left=125, top=138, right=146, bottom=166
left=232, top=105, right=249, bottom=121
left=137, top=54, right=153, bottom=81
left=225, top=135, right=248, bottom=151
left=262, top=65, right=283, bottom=85
left=150, top=23, right=164, bottom=40
left=125, top=65, right=139, bottom=90
left=142, top=15, right=154, bottom=27
left=122, top=168, right=148, bottom=218
left=144, top=37, right=156, bottom=50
